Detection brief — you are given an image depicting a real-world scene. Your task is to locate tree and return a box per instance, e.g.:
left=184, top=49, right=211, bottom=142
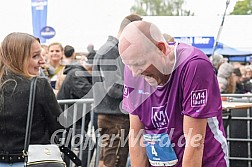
left=131, top=0, right=194, bottom=16
left=230, top=0, right=252, bottom=15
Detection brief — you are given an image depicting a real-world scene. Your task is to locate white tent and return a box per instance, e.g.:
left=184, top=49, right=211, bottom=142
left=1, top=0, right=251, bottom=53
left=143, top=15, right=252, bottom=52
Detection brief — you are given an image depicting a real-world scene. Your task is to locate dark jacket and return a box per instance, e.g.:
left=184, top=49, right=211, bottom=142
left=0, top=73, right=63, bottom=153
left=57, top=64, right=93, bottom=100
left=92, top=36, right=126, bottom=114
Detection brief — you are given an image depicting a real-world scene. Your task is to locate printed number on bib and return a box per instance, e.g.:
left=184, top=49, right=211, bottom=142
left=143, top=133, right=178, bottom=166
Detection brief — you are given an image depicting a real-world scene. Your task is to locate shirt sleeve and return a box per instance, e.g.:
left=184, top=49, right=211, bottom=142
left=122, top=66, right=147, bottom=115
left=122, top=66, right=135, bottom=114
left=181, top=58, right=222, bottom=118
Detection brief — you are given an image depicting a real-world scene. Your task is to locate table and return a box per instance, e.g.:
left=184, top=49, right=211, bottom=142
left=222, top=101, right=252, bottom=129
left=222, top=101, right=252, bottom=110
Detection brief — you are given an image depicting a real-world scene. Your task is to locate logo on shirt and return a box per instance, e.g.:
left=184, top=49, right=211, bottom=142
left=123, top=85, right=134, bottom=98
left=191, top=89, right=207, bottom=107
left=123, top=85, right=130, bottom=98
left=138, top=89, right=150, bottom=95
left=151, top=104, right=169, bottom=130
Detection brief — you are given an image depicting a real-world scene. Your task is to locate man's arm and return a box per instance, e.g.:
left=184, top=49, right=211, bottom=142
left=129, top=114, right=150, bottom=167
left=182, top=115, right=207, bottom=167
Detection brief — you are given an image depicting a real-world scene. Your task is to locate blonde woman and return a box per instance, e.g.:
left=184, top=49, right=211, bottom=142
left=0, top=33, right=64, bottom=167
left=47, top=42, right=64, bottom=91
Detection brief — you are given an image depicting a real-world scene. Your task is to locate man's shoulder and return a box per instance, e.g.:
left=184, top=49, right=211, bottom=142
left=179, top=43, right=208, bottom=56
left=176, top=43, right=210, bottom=65
left=95, top=36, right=119, bottom=58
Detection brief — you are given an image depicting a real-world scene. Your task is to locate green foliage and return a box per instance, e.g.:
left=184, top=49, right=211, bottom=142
left=131, top=0, right=194, bottom=16
left=230, top=0, right=252, bottom=15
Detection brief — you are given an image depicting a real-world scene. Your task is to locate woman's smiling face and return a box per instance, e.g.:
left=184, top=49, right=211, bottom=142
left=28, top=41, right=44, bottom=75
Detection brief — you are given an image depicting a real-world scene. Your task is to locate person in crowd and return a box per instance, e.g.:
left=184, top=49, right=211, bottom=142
left=232, top=67, right=247, bottom=94
left=234, top=65, right=251, bottom=93
left=62, top=45, right=77, bottom=65
left=240, top=65, right=252, bottom=93
left=41, top=44, right=49, bottom=63
left=209, top=53, right=225, bottom=75
left=57, top=50, right=94, bottom=118
left=118, top=21, right=228, bottom=167
left=217, top=62, right=235, bottom=93
left=39, top=45, right=55, bottom=80
left=0, top=32, right=64, bottom=167
left=86, top=45, right=95, bottom=69
left=84, top=49, right=96, bottom=74
left=87, top=43, right=96, bottom=55
left=47, top=42, right=65, bottom=91
left=92, top=13, right=143, bottom=167
left=245, top=65, right=252, bottom=80
left=55, top=45, right=77, bottom=92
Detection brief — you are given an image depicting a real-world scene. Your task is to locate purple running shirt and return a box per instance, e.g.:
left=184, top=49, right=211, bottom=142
left=123, top=43, right=228, bottom=167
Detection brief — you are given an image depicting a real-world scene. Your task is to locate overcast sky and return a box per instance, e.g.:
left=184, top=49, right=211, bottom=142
left=184, top=0, right=237, bottom=16
left=0, top=0, right=241, bottom=51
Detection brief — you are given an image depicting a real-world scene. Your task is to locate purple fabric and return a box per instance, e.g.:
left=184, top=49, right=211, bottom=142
left=123, top=43, right=228, bottom=167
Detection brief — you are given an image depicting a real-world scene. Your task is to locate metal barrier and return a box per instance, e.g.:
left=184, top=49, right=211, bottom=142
left=57, top=99, right=131, bottom=167
left=221, top=94, right=252, bottom=167
left=57, top=99, right=98, bottom=167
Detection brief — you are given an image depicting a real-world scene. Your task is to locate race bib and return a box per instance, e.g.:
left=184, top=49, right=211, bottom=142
left=143, top=133, right=178, bottom=166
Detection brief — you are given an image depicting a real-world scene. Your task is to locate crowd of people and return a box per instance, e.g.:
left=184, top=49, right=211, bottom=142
left=1, top=12, right=251, bottom=167
left=210, top=53, right=252, bottom=94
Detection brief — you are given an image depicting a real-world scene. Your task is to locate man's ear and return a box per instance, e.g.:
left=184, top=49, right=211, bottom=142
left=156, top=42, right=166, bottom=54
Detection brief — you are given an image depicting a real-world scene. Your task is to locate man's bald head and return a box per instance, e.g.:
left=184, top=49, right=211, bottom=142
left=118, top=21, right=165, bottom=63
left=119, top=21, right=177, bottom=79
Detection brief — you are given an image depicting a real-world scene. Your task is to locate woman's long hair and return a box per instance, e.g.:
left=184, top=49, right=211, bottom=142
left=0, top=32, right=39, bottom=88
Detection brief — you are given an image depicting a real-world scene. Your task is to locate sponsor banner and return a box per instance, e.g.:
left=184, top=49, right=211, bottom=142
left=174, top=36, right=215, bottom=48
left=40, top=26, right=56, bottom=39
left=31, top=0, right=48, bottom=43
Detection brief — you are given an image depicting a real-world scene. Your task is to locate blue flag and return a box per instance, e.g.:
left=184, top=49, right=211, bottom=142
left=31, top=0, right=48, bottom=43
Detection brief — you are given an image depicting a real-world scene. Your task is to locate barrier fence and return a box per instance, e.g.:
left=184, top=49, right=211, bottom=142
left=57, top=94, right=252, bottom=167
left=222, top=94, right=252, bottom=167
left=57, top=99, right=98, bottom=167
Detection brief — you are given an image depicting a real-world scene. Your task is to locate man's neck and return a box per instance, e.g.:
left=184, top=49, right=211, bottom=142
left=159, top=74, right=171, bottom=86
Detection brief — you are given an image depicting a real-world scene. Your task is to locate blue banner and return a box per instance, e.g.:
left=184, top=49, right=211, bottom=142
left=174, top=36, right=215, bottom=48
left=174, top=36, right=225, bottom=55
left=31, top=0, right=48, bottom=43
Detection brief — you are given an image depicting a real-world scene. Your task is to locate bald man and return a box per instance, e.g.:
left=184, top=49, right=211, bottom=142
left=119, top=21, right=228, bottom=167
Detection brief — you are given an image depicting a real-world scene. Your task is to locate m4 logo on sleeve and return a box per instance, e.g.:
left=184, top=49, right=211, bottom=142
left=191, top=89, right=207, bottom=107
